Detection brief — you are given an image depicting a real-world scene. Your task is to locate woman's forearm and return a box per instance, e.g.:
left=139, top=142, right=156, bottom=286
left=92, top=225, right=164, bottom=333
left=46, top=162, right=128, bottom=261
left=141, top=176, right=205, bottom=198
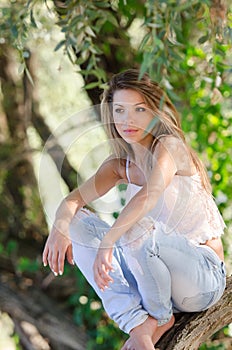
left=102, top=188, right=157, bottom=246
left=103, top=144, right=177, bottom=246
left=53, top=189, right=85, bottom=235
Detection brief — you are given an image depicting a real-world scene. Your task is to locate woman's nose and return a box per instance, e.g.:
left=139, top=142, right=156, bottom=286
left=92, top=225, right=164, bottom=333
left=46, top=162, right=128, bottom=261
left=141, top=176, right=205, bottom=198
left=124, top=108, right=134, bottom=124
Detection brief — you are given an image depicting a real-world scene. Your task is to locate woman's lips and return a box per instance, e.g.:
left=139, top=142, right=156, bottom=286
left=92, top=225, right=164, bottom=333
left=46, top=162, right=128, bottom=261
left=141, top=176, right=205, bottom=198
left=123, top=129, right=138, bottom=134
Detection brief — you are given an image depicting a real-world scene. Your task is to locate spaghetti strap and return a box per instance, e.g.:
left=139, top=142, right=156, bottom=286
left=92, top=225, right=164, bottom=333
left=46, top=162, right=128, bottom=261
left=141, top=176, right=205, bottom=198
left=126, top=156, right=131, bottom=183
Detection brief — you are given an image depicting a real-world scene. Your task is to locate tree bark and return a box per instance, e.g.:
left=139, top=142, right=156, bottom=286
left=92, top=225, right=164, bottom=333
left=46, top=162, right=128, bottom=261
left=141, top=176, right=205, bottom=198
left=0, top=273, right=231, bottom=349
left=0, top=280, right=87, bottom=350
left=0, top=45, right=47, bottom=238
left=156, top=275, right=232, bottom=350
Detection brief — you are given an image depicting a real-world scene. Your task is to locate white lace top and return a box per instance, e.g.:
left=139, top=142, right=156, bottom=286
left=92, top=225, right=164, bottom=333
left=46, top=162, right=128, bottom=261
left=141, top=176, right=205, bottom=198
left=125, top=158, right=225, bottom=245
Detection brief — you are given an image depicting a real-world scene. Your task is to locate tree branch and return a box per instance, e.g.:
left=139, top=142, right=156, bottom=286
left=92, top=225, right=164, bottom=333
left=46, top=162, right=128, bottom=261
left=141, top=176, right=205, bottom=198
left=156, top=275, right=232, bottom=350
left=0, top=280, right=87, bottom=350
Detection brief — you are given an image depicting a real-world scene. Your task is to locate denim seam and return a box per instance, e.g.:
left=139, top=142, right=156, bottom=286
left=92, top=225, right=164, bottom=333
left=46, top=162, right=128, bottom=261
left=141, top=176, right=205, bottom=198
left=145, top=244, right=172, bottom=323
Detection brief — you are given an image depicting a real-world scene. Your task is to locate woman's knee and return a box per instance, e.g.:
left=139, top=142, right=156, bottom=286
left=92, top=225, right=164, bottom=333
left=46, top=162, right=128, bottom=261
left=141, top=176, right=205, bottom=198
left=70, top=210, right=110, bottom=247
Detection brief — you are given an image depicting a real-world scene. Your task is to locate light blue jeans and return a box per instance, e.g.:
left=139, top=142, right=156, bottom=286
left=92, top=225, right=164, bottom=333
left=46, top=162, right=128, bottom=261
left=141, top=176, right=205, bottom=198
left=70, top=211, right=226, bottom=334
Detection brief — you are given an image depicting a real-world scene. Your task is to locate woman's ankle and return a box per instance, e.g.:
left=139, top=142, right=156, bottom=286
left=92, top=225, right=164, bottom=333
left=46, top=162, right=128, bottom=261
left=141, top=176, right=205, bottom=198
left=152, top=315, right=175, bottom=345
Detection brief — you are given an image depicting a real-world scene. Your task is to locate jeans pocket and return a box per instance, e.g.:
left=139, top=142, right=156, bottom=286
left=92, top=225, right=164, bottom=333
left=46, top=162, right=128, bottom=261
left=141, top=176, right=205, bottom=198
left=181, top=289, right=219, bottom=312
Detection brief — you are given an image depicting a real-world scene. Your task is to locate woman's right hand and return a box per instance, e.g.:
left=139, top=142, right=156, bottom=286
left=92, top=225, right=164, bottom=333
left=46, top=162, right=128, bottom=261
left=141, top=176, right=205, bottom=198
left=42, top=225, right=74, bottom=276
left=42, top=158, right=120, bottom=276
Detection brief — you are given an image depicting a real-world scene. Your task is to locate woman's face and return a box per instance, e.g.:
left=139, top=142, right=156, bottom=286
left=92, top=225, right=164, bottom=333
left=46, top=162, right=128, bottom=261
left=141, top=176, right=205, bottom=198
left=112, top=89, right=155, bottom=148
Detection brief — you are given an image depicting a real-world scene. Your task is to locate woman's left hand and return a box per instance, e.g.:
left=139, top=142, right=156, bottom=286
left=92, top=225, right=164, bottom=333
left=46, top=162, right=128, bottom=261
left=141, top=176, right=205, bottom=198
left=93, top=239, right=114, bottom=291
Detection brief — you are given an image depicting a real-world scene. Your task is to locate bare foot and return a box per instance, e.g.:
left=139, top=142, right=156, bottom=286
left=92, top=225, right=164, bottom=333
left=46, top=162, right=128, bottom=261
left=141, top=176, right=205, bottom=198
left=121, top=316, right=158, bottom=350
left=121, top=315, right=175, bottom=350
left=152, top=315, right=175, bottom=345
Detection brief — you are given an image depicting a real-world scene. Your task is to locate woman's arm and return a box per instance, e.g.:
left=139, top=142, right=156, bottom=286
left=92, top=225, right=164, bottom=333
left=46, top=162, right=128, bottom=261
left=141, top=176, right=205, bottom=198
left=103, top=139, right=178, bottom=246
left=94, top=138, right=183, bottom=290
left=42, top=157, right=122, bottom=275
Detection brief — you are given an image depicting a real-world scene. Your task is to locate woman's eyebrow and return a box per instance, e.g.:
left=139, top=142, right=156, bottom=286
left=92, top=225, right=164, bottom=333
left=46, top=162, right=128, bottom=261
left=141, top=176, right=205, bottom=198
left=134, top=102, right=146, bottom=106
left=113, top=103, right=124, bottom=107
left=113, top=102, right=146, bottom=107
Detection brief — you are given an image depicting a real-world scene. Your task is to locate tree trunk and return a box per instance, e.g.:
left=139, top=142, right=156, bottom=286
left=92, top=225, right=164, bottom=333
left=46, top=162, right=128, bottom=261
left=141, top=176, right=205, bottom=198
left=0, top=45, right=47, bottom=239
left=156, top=276, right=232, bottom=350
left=0, top=279, right=87, bottom=350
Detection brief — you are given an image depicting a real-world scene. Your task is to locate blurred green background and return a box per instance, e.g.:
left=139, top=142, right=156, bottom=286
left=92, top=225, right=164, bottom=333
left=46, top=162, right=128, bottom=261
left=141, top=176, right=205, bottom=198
left=0, top=1, right=231, bottom=349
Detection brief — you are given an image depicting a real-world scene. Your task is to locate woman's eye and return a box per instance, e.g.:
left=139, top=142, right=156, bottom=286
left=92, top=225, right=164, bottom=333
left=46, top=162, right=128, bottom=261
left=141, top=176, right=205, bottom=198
left=136, top=107, right=146, bottom=112
left=114, top=108, right=124, bottom=113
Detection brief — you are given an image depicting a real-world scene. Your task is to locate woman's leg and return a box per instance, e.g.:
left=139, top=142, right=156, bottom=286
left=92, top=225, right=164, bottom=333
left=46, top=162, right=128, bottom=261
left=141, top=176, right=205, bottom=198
left=121, top=218, right=173, bottom=326
left=69, top=210, right=149, bottom=335
left=120, top=218, right=226, bottom=349
left=122, top=219, right=226, bottom=320
left=119, top=217, right=176, bottom=350
left=151, top=226, right=226, bottom=313
left=70, top=213, right=226, bottom=349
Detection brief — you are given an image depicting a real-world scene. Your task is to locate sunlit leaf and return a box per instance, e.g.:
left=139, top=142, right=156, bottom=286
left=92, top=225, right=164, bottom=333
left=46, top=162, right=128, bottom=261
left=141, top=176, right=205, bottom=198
left=84, top=81, right=100, bottom=89
left=198, top=34, right=209, bottom=44
left=54, top=39, right=66, bottom=52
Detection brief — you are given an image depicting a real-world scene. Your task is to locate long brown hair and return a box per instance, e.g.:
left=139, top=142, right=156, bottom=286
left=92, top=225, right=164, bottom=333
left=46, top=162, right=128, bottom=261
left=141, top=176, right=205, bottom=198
left=101, top=69, right=211, bottom=193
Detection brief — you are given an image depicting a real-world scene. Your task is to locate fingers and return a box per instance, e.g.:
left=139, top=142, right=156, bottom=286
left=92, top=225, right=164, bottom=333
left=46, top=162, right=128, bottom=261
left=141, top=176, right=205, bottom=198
left=94, top=267, right=114, bottom=291
left=93, top=256, right=114, bottom=291
left=42, top=243, right=48, bottom=267
left=57, top=244, right=75, bottom=275
left=42, top=241, right=58, bottom=275
left=57, top=250, right=65, bottom=276
left=66, top=245, right=75, bottom=266
left=102, top=258, right=113, bottom=272
left=44, top=247, right=66, bottom=276
left=42, top=234, right=73, bottom=276
left=49, top=248, right=59, bottom=276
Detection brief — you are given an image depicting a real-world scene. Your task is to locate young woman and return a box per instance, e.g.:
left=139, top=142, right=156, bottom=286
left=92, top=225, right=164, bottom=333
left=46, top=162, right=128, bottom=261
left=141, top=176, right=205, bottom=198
left=43, top=69, right=226, bottom=350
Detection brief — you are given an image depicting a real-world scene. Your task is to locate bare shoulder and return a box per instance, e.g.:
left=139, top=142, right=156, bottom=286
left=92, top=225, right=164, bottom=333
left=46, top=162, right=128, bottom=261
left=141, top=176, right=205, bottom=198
left=154, top=135, right=186, bottom=158
left=155, top=135, right=184, bottom=150
left=154, top=136, right=196, bottom=175
left=76, top=156, right=125, bottom=204
left=96, top=155, right=126, bottom=183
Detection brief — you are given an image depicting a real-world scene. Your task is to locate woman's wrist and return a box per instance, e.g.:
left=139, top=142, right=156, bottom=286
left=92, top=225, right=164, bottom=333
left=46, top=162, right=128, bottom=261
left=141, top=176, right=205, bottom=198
left=100, top=233, right=115, bottom=249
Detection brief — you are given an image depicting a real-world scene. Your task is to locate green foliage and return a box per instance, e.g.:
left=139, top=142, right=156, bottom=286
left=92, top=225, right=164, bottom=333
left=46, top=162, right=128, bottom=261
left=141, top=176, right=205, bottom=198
left=0, top=1, right=38, bottom=77
left=200, top=323, right=232, bottom=349
left=0, top=1, right=232, bottom=348
left=170, top=41, right=232, bottom=249
left=1, top=1, right=231, bottom=86
left=87, top=320, right=126, bottom=350
left=0, top=242, right=4, bottom=254
left=199, top=343, right=226, bottom=350
left=12, top=333, right=22, bottom=350
left=45, top=0, right=232, bottom=85
left=6, top=239, right=18, bottom=255
left=18, top=256, right=40, bottom=273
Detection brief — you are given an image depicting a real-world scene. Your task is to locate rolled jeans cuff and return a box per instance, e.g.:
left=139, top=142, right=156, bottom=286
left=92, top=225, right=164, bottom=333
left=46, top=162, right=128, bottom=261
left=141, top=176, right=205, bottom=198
left=123, top=314, right=149, bottom=334
left=124, top=314, right=173, bottom=333
left=157, top=314, right=173, bottom=326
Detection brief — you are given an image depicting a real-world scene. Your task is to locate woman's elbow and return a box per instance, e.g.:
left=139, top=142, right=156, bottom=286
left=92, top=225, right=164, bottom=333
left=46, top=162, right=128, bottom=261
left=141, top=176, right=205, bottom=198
left=137, top=192, right=158, bottom=215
